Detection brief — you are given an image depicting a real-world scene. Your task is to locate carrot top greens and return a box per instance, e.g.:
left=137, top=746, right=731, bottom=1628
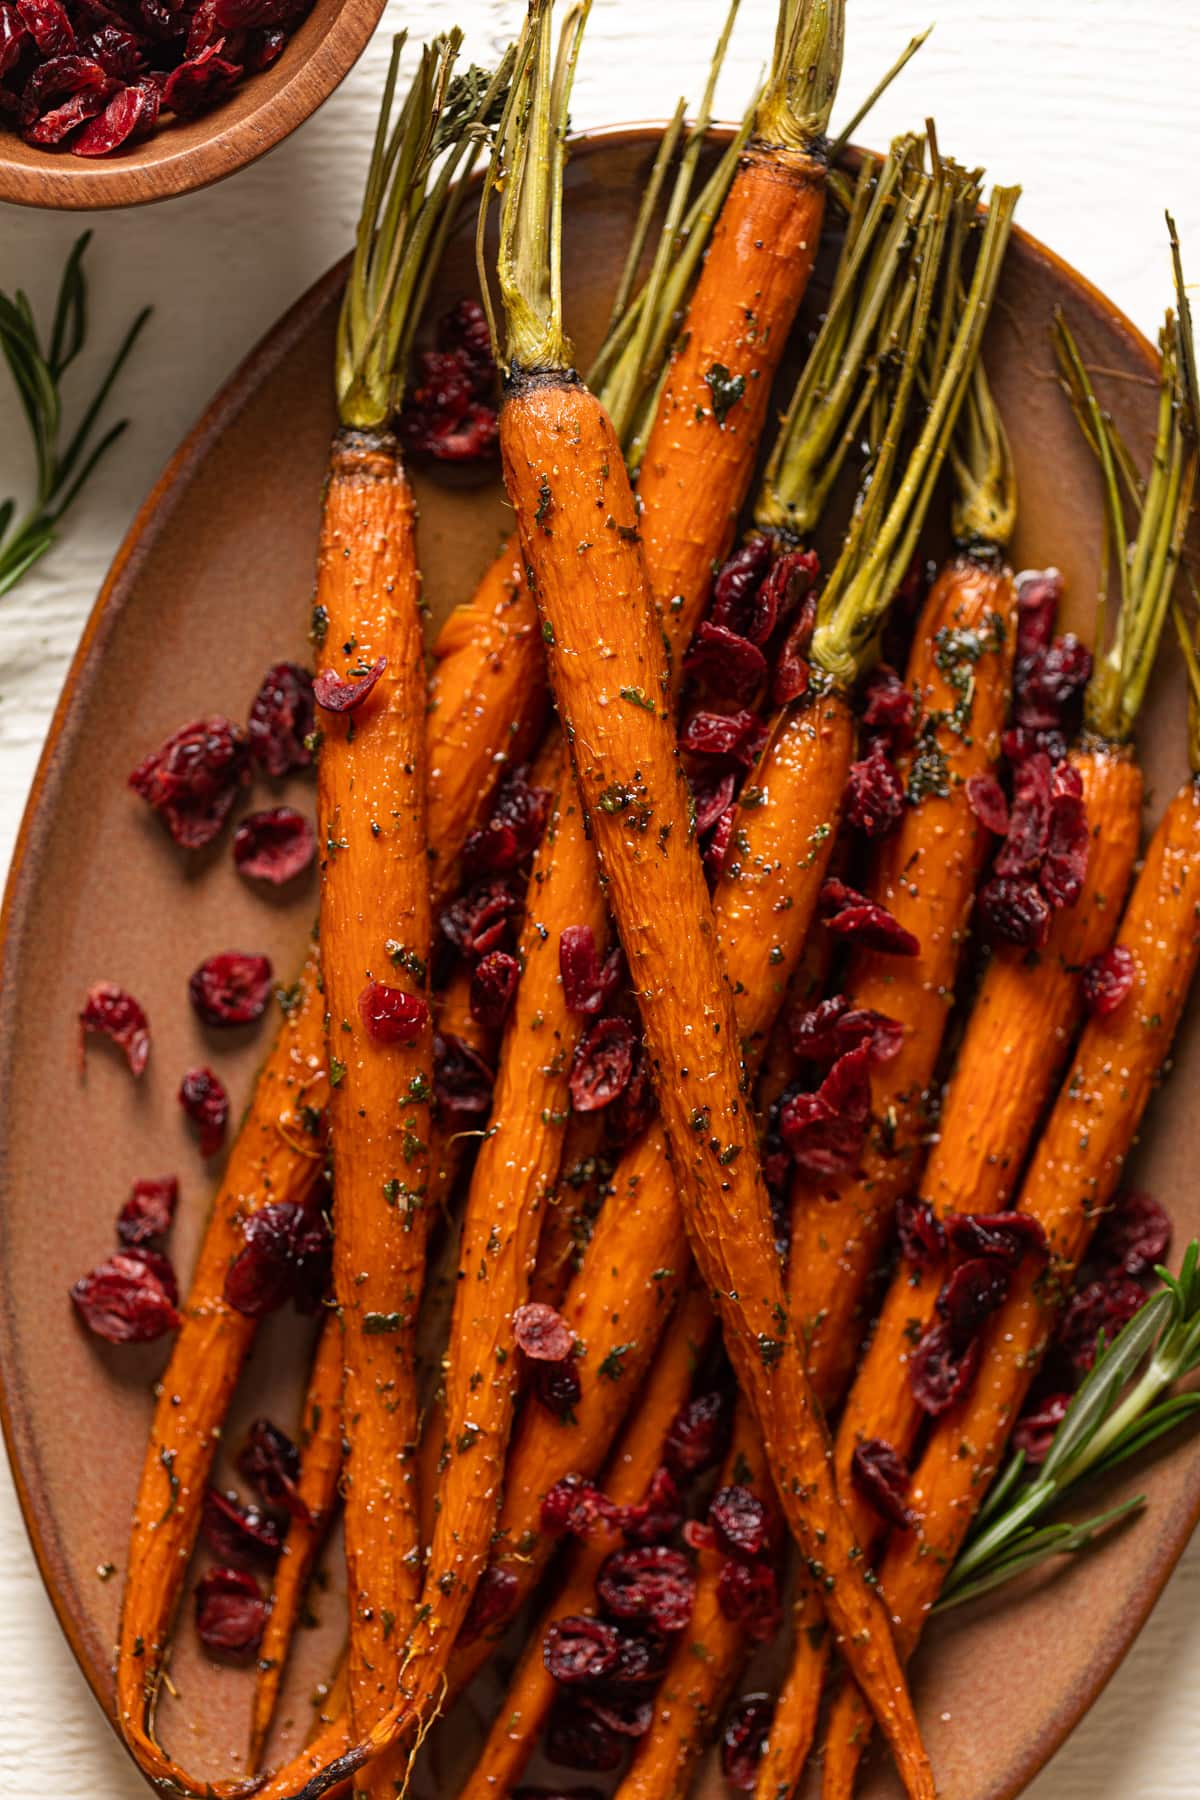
left=1055, top=296, right=1197, bottom=745
left=336, top=32, right=512, bottom=430
left=755, top=0, right=845, bottom=155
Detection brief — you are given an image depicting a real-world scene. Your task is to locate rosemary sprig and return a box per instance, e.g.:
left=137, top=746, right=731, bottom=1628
left=938, top=1245, right=1200, bottom=1613
left=0, top=232, right=149, bottom=599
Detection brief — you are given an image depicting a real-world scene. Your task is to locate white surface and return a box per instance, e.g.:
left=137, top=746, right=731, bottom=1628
left=2, top=1, right=1199, bottom=1794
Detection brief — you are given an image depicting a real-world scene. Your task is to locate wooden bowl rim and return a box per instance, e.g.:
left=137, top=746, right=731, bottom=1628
left=0, top=122, right=1181, bottom=1797
left=0, top=0, right=385, bottom=211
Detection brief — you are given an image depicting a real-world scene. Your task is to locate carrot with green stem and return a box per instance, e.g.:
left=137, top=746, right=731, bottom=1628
left=821, top=294, right=1198, bottom=1799
left=830, top=288, right=1193, bottom=1576
left=458, top=1283, right=717, bottom=1800
left=481, top=15, right=1021, bottom=1791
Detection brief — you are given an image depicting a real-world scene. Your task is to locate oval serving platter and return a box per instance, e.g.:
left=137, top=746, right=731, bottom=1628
left=1, top=126, right=1197, bottom=1800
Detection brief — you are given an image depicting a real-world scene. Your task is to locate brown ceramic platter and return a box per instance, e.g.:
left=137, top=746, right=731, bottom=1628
left=1, top=125, right=1197, bottom=1800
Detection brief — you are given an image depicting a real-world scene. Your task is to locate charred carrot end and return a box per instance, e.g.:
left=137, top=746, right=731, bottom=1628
left=791, top=555, right=1017, bottom=1408
left=832, top=740, right=1143, bottom=1548
left=250, top=1316, right=344, bottom=1768
left=458, top=1285, right=716, bottom=1800
left=427, top=530, right=548, bottom=907
left=116, top=956, right=327, bottom=1788
left=636, top=146, right=827, bottom=655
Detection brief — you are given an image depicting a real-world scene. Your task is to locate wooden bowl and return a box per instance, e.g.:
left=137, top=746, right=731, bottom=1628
left=0, top=125, right=1195, bottom=1800
left=0, top=0, right=385, bottom=210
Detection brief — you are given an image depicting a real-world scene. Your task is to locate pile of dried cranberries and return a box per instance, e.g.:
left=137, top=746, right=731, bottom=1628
left=0, top=0, right=313, bottom=158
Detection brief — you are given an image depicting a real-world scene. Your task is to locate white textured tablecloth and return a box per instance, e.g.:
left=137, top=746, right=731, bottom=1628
left=2, top=2, right=1199, bottom=1793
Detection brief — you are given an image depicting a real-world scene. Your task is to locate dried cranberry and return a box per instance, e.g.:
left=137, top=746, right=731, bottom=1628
left=0, top=3, right=27, bottom=75
left=580, top=1694, right=653, bottom=1738
left=541, top=1474, right=621, bottom=1539
left=896, top=1196, right=946, bottom=1269
left=129, top=715, right=250, bottom=849
left=1040, top=761, right=1089, bottom=908
left=966, top=771, right=1009, bottom=836
left=603, top=1046, right=656, bottom=1149
left=559, top=925, right=624, bottom=1015
left=978, top=875, right=1051, bottom=950
left=162, top=44, right=241, bottom=115
left=721, top=1694, right=774, bottom=1791
left=944, top=1211, right=1048, bottom=1267
left=71, top=1247, right=179, bottom=1344
left=1095, top=1189, right=1171, bottom=1278
left=664, top=1389, right=730, bottom=1480
left=237, top=1418, right=308, bottom=1520
left=850, top=1438, right=915, bottom=1529
left=818, top=879, right=920, bottom=956
left=680, top=707, right=765, bottom=767
left=72, top=77, right=153, bottom=152
left=463, top=765, right=552, bottom=873
left=438, top=297, right=494, bottom=384
left=80, top=981, right=149, bottom=1076
left=779, top=1041, right=872, bottom=1177
left=1015, top=569, right=1063, bottom=658
left=116, top=1175, right=178, bottom=1248
left=400, top=311, right=500, bottom=466
left=514, top=1301, right=575, bottom=1362
left=312, top=655, right=386, bottom=714
left=1057, top=1274, right=1149, bottom=1376
left=709, top=538, right=773, bottom=638
left=543, top=1615, right=623, bottom=1685
left=358, top=980, right=428, bottom=1046
left=704, top=805, right=736, bottom=882
left=1081, top=944, right=1136, bottom=1018
left=247, top=662, right=315, bottom=776
left=569, top=1017, right=636, bottom=1113
left=459, top=1564, right=520, bottom=1644
left=771, top=605, right=813, bottom=707
left=845, top=741, right=905, bottom=838
left=194, top=1565, right=265, bottom=1661
left=532, top=1357, right=583, bottom=1420
left=213, top=0, right=299, bottom=24
left=709, top=1485, right=770, bottom=1561
left=596, top=1545, right=694, bottom=1634
left=861, top=664, right=916, bottom=745
left=178, top=1066, right=229, bottom=1157
left=224, top=1200, right=331, bottom=1318
left=689, top=767, right=736, bottom=837
left=716, top=1559, right=782, bottom=1644
left=756, top=547, right=819, bottom=644
left=433, top=1030, right=494, bottom=1125
left=1019, top=634, right=1092, bottom=727
left=1004, top=724, right=1071, bottom=767
left=470, top=949, right=519, bottom=1028
left=189, top=951, right=273, bottom=1027
left=788, top=993, right=902, bottom=1067
left=683, top=621, right=768, bottom=701
left=1012, top=1392, right=1071, bottom=1464
left=242, top=24, right=285, bottom=68
left=620, top=1467, right=682, bottom=1546
left=16, top=0, right=75, bottom=55
left=440, top=876, right=522, bottom=959
left=545, top=1697, right=623, bottom=1773
left=937, top=1256, right=1010, bottom=1346
left=233, top=807, right=315, bottom=884
left=995, top=753, right=1052, bottom=877
left=23, top=49, right=107, bottom=112
left=27, top=84, right=112, bottom=147
left=909, top=1321, right=981, bottom=1417
left=201, top=1487, right=282, bottom=1566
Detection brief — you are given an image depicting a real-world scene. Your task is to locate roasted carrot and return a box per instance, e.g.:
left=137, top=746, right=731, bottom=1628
left=528, top=1109, right=610, bottom=1303
left=250, top=1318, right=344, bottom=1768
left=115, top=954, right=327, bottom=1791
left=831, top=313, right=1191, bottom=1564
left=489, top=13, right=934, bottom=1791
left=634, top=0, right=846, bottom=651
left=613, top=1406, right=777, bottom=1800
left=820, top=295, right=1198, bottom=1800
left=458, top=1284, right=716, bottom=1800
